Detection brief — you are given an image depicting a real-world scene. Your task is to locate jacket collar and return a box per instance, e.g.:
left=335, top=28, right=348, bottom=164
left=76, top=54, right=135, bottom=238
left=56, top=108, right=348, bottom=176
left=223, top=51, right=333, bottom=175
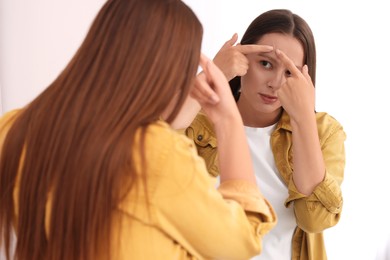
left=275, top=110, right=292, bottom=132
left=198, top=110, right=293, bottom=133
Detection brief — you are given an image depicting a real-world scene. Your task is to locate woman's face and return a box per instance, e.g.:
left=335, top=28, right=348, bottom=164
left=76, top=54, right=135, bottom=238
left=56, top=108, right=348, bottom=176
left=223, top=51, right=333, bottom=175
left=238, top=32, right=305, bottom=127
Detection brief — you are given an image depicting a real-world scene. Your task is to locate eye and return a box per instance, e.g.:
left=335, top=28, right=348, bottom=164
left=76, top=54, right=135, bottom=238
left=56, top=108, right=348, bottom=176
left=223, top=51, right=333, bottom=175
left=260, top=60, right=272, bottom=69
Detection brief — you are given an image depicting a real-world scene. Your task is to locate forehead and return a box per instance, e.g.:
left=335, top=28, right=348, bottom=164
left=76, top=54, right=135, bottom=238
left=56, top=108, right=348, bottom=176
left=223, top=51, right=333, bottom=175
left=256, top=33, right=305, bottom=67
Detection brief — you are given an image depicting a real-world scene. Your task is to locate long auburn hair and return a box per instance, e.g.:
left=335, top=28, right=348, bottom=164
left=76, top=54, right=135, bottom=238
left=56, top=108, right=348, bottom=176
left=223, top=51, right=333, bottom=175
left=230, top=9, right=316, bottom=101
left=0, top=0, right=202, bottom=259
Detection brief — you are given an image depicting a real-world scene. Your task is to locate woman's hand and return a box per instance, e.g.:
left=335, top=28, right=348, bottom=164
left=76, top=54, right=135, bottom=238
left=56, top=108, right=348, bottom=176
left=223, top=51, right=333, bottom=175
left=213, top=33, right=273, bottom=81
left=275, top=49, right=315, bottom=122
left=190, top=54, right=240, bottom=125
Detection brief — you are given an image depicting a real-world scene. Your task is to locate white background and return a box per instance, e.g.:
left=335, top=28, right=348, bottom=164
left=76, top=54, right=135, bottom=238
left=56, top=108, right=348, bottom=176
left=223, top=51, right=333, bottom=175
left=1, top=1, right=390, bottom=259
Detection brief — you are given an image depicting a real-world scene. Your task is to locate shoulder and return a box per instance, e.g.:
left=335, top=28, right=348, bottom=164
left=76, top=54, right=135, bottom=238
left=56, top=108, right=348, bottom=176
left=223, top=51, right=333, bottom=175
left=315, top=112, right=343, bottom=128
left=315, top=112, right=346, bottom=143
left=145, top=120, right=195, bottom=149
left=138, top=121, right=210, bottom=190
left=276, top=111, right=346, bottom=142
left=142, top=120, right=201, bottom=165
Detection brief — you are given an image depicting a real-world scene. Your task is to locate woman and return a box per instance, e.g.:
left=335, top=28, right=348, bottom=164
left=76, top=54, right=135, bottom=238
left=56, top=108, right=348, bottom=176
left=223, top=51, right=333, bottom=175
left=0, top=0, right=276, bottom=259
left=186, top=9, right=346, bottom=260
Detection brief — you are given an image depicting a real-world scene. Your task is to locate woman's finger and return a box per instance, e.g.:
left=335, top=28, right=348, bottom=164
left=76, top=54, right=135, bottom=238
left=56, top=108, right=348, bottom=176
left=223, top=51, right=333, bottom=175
left=235, top=44, right=273, bottom=55
left=192, top=72, right=219, bottom=104
left=275, top=48, right=302, bottom=77
left=219, top=33, right=238, bottom=51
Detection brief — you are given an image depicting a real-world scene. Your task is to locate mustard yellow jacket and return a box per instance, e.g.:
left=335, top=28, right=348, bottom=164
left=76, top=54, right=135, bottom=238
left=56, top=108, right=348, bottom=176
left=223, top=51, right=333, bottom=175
left=0, top=109, right=276, bottom=260
left=185, top=111, right=346, bottom=260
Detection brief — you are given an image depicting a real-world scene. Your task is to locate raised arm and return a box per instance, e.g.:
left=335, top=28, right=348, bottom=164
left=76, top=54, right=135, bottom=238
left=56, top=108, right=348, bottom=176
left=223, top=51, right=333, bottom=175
left=275, top=49, right=325, bottom=195
left=191, top=54, right=256, bottom=183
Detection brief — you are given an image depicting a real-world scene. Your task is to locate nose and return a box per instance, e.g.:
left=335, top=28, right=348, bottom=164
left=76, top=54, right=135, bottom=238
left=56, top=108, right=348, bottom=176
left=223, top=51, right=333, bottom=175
left=267, top=70, right=286, bottom=90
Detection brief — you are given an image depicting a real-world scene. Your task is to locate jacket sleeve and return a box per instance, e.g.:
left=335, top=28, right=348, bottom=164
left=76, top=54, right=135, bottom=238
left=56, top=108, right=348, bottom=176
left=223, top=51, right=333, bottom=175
left=138, top=131, right=276, bottom=260
left=285, top=122, right=346, bottom=233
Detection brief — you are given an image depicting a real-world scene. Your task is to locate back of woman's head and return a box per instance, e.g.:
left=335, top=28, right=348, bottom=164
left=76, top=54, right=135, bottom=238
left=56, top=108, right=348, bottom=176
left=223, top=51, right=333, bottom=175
left=74, top=0, right=203, bottom=124
left=230, top=9, right=316, bottom=98
left=0, top=0, right=202, bottom=259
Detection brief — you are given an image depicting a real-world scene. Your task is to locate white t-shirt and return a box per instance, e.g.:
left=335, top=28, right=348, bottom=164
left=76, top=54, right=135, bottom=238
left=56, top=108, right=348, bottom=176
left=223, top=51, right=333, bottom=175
left=245, top=124, right=296, bottom=260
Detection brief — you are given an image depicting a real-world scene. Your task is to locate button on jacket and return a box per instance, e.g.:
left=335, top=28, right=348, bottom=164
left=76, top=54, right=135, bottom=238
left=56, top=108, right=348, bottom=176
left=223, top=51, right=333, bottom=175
left=185, top=111, right=346, bottom=260
left=0, top=109, right=277, bottom=260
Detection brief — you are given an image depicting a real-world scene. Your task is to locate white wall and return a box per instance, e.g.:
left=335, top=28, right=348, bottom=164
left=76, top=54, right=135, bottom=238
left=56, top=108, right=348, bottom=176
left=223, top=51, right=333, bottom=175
left=0, top=0, right=106, bottom=112
left=1, top=1, right=390, bottom=259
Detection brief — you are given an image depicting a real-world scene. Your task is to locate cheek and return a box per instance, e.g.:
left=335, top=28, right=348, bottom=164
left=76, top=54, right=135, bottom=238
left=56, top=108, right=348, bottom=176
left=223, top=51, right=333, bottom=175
left=240, top=73, right=254, bottom=91
left=242, top=66, right=269, bottom=88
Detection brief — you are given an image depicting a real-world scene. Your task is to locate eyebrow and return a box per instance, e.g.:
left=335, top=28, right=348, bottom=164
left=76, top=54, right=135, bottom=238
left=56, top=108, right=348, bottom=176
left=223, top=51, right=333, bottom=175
left=257, top=52, right=303, bottom=70
left=257, top=52, right=277, bottom=63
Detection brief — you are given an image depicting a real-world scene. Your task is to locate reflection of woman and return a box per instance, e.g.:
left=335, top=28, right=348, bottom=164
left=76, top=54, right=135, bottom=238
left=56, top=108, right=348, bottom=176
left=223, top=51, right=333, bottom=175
left=0, top=1, right=276, bottom=259
left=186, top=9, right=346, bottom=260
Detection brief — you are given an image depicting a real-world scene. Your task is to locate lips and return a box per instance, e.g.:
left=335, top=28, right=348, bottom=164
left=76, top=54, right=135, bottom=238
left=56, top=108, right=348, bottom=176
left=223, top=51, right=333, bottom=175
left=259, top=93, right=278, bottom=104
